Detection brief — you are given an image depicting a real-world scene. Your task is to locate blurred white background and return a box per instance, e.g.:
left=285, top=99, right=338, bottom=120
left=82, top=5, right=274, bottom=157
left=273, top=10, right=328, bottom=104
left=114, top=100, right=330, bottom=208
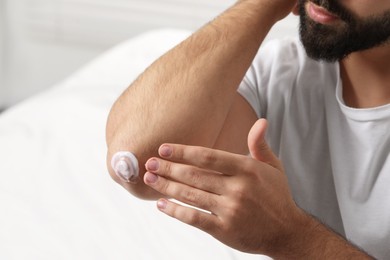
left=0, top=0, right=298, bottom=110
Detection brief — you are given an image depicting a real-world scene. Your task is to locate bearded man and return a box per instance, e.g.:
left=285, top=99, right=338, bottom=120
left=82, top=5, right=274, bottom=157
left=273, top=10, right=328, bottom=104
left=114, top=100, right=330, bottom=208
left=106, top=0, right=390, bottom=258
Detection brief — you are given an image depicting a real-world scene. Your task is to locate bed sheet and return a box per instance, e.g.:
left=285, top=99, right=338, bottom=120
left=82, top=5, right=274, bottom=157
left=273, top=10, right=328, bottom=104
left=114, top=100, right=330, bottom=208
left=0, top=29, right=271, bottom=260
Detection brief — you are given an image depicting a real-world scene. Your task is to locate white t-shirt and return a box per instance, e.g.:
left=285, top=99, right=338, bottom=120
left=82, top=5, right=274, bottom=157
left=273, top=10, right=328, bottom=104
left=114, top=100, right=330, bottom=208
left=238, top=38, right=390, bottom=259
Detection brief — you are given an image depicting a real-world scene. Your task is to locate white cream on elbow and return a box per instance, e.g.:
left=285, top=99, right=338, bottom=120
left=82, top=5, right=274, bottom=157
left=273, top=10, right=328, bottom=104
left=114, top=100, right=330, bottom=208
left=111, top=151, right=139, bottom=183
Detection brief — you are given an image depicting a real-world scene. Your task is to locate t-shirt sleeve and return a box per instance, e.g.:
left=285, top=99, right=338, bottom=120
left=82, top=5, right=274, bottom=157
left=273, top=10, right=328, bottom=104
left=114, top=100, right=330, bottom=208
left=237, top=73, right=262, bottom=119
left=237, top=38, right=300, bottom=120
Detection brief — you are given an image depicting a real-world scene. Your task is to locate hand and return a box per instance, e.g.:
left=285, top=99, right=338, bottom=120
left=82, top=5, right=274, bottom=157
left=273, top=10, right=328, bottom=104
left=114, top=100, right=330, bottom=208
left=144, top=119, right=306, bottom=255
left=264, top=0, right=299, bottom=21
left=237, top=0, right=298, bottom=20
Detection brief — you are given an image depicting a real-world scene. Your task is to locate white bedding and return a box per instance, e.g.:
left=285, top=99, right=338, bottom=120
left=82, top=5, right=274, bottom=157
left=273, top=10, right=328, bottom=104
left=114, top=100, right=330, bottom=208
left=0, top=29, right=270, bottom=260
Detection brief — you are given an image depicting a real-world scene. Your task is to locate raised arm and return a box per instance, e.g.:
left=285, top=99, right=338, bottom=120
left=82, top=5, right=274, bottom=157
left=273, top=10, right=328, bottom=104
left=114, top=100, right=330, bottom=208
left=105, top=0, right=295, bottom=199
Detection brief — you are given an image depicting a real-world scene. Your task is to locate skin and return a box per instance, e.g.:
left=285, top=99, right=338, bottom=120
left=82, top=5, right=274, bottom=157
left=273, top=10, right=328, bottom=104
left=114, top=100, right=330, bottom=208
left=106, top=0, right=279, bottom=198
left=297, top=0, right=390, bottom=108
left=144, top=121, right=372, bottom=258
left=338, top=0, right=390, bottom=17
left=106, top=0, right=389, bottom=257
left=341, top=46, right=390, bottom=108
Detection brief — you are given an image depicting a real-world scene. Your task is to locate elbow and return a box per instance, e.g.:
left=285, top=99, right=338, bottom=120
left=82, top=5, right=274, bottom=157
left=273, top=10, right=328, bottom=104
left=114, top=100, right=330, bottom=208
left=105, top=105, right=163, bottom=200
left=106, top=146, right=162, bottom=201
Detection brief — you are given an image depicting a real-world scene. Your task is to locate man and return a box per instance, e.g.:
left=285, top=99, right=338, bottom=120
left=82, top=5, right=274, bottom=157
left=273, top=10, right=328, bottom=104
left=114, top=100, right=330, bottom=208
left=106, top=0, right=390, bottom=258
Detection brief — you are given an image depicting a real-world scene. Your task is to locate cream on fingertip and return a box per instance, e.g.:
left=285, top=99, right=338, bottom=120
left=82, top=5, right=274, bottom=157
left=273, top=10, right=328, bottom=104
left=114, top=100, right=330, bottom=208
left=111, top=151, right=139, bottom=183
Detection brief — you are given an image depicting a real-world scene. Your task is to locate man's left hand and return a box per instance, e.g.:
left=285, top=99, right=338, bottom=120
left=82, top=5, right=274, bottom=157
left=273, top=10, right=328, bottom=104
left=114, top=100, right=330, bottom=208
left=144, top=119, right=308, bottom=255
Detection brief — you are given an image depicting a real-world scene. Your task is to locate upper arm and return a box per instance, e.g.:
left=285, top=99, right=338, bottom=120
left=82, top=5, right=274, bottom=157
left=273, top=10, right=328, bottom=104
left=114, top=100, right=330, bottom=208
left=213, top=93, right=258, bottom=155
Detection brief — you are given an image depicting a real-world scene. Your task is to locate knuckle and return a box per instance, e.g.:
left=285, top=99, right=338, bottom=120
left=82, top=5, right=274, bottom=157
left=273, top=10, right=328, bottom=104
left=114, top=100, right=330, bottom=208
left=168, top=203, right=180, bottom=218
left=258, top=141, right=270, bottom=153
left=161, top=161, right=173, bottom=177
left=230, top=182, right=247, bottom=200
left=201, top=149, right=218, bottom=166
left=187, top=168, right=201, bottom=186
left=187, top=212, right=211, bottom=231
left=182, top=189, right=199, bottom=204
left=226, top=201, right=242, bottom=219
left=160, top=179, right=173, bottom=195
left=222, top=196, right=246, bottom=224
left=219, top=217, right=236, bottom=235
left=208, top=197, right=218, bottom=209
left=174, top=145, right=185, bottom=160
left=187, top=212, right=202, bottom=226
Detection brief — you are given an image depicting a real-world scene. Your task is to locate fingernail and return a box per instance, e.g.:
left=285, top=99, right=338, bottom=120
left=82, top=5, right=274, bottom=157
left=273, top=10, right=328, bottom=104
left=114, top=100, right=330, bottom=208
left=159, top=145, right=172, bottom=158
left=145, top=172, right=158, bottom=184
left=145, top=159, right=159, bottom=172
left=157, top=199, right=167, bottom=210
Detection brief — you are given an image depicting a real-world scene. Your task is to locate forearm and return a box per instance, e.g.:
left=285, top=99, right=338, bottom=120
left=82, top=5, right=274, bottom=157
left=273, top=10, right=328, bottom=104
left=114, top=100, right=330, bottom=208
left=106, top=0, right=285, bottom=199
left=271, top=210, right=374, bottom=259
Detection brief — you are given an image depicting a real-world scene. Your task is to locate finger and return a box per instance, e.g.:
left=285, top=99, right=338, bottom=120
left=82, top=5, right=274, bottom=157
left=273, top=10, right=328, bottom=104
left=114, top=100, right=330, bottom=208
left=144, top=172, right=221, bottom=213
left=145, top=158, right=226, bottom=195
left=158, top=144, right=252, bottom=176
left=156, top=198, right=220, bottom=235
left=247, top=119, right=283, bottom=172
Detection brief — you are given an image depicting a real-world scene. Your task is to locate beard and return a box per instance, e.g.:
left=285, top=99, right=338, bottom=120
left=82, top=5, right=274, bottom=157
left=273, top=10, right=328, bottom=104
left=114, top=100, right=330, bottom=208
left=298, top=0, right=390, bottom=62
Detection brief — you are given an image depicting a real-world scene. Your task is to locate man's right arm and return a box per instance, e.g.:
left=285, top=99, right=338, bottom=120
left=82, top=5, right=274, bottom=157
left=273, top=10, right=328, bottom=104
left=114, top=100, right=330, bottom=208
left=105, top=0, right=296, bottom=199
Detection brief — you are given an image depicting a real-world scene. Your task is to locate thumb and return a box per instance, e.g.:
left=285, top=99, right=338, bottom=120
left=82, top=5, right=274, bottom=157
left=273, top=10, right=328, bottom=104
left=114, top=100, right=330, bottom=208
left=247, top=119, right=283, bottom=172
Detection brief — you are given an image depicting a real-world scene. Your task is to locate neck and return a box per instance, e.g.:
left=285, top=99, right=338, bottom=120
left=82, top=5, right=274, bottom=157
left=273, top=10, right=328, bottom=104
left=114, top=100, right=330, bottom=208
left=340, top=44, right=390, bottom=109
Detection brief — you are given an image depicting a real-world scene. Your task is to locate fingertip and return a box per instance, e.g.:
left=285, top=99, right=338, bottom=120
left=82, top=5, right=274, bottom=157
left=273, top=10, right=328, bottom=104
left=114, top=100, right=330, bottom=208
left=144, top=172, right=158, bottom=185
left=157, top=199, right=168, bottom=210
left=159, top=144, right=173, bottom=158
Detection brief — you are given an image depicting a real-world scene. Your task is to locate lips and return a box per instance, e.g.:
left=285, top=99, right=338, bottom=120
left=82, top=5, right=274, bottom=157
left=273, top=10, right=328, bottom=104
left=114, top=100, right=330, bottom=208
left=306, top=1, right=340, bottom=24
